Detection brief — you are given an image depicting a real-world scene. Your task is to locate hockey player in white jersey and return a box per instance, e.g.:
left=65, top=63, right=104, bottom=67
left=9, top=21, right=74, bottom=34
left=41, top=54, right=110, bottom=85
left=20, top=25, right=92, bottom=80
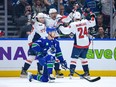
left=69, top=11, right=96, bottom=79
left=20, top=13, right=48, bottom=78
left=45, top=8, right=62, bottom=27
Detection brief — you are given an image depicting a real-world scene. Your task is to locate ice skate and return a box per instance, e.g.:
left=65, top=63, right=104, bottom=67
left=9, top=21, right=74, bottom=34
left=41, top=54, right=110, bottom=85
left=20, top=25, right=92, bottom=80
left=20, top=67, right=27, bottom=78
left=80, top=72, right=90, bottom=79
left=27, top=72, right=33, bottom=82
left=55, top=70, right=64, bottom=78
left=48, top=74, right=55, bottom=83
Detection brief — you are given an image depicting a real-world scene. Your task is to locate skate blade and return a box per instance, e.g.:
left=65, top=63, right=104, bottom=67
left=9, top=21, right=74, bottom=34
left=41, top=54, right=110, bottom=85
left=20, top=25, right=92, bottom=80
left=48, top=80, right=55, bottom=83
left=80, top=76, right=91, bottom=79
left=20, top=75, right=27, bottom=78
left=56, top=76, right=64, bottom=78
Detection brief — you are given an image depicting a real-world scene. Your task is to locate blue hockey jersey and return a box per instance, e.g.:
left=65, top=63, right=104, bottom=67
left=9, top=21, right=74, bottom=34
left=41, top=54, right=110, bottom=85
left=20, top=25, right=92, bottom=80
left=31, top=37, right=64, bottom=62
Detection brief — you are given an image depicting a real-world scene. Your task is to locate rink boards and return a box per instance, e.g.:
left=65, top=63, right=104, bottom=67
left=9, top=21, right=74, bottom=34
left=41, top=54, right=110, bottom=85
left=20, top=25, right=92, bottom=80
left=0, top=38, right=116, bottom=77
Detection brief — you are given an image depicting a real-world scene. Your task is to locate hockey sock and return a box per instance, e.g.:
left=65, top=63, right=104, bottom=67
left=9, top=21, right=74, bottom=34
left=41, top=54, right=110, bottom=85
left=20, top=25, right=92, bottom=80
left=37, top=62, right=43, bottom=73
left=82, top=64, right=89, bottom=74
left=23, top=63, right=31, bottom=71
left=47, top=63, right=54, bottom=75
left=32, top=74, right=42, bottom=81
left=54, top=63, right=60, bottom=71
left=70, top=64, right=76, bottom=75
left=81, top=59, right=89, bottom=74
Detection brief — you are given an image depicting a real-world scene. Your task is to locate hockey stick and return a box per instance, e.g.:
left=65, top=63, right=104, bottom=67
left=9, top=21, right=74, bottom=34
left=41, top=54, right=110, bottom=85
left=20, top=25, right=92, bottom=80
left=67, top=67, right=101, bottom=82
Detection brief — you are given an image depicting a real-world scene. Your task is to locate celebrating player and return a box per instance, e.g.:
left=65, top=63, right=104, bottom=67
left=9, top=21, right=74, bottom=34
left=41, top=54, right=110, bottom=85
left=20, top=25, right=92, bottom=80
left=27, top=27, right=67, bottom=82
left=69, top=11, right=96, bottom=79
left=20, top=13, right=47, bottom=77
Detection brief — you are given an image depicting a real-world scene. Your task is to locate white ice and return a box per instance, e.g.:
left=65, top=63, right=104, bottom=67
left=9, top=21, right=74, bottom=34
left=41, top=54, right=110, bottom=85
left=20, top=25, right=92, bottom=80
left=0, top=77, right=116, bottom=87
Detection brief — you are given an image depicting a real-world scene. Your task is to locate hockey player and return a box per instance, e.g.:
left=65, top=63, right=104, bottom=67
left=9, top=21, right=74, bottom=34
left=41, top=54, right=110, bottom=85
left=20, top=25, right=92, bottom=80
left=20, top=13, right=48, bottom=77
left=44, top=8, right=65, bottom=78
left=57, top=16, right=73, bottom=38
left=69, top=12, right=96, bottom=78
left=45, top=8, right=62, bottom=27
left=28, top=27, right=67, bottom=82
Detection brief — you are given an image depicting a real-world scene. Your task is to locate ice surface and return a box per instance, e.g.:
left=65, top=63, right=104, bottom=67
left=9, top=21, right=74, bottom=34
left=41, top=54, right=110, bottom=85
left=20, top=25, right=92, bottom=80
left=0, top=77, right=116, bottom=87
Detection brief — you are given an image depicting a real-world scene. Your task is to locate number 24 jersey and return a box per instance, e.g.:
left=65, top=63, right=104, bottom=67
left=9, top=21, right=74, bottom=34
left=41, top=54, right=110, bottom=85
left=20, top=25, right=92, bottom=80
left=69, top=18, right=96, bottom=48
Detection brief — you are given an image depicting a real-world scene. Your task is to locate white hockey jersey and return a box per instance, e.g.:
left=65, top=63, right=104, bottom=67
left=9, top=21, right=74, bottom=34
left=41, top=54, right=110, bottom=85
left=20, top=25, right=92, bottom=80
left=45, top=14, right=62, bottom=27
left=28, top=22, right=48, bottom=45
left=69, top=18, right=96, bottom=48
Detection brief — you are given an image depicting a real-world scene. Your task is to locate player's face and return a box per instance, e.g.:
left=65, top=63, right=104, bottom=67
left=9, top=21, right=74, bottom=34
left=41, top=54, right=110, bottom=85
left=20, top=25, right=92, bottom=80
left=38, top=17, right=45, bottom=24
left=50, top=12, right=57, bottom=20
left=48, top=31, right=56, bottom=39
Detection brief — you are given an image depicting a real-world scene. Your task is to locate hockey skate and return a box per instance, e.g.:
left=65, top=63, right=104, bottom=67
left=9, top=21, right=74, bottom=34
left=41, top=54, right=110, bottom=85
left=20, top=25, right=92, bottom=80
left=48, top=74, right=55, bottom=83
left=80, top=72, right=90, bottom=79
left=69, top=73, right=74, bottom=79
left=27, top=72, right=33, bottom=82
left=55, top=70, right=64, bottom=78
left=20, top=67, right=27, bottom=78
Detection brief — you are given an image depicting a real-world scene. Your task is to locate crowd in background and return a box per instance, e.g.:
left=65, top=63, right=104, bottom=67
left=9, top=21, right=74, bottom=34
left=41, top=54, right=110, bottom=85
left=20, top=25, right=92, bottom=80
left=1, top=0, right=116, bottom=39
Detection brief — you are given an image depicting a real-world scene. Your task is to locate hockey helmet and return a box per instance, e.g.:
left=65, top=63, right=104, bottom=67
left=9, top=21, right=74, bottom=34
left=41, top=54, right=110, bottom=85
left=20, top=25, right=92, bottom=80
left=49, top=8, right=57, bottom=14
left=46, top=27, right=56, bottom=33
left=36, top=13, right=44, bottom=18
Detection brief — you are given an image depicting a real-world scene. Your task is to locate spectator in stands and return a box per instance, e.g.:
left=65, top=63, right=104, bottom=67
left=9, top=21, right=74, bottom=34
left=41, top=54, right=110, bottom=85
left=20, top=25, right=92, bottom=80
left=83, top=0, right=101, bottom=16
left=15, top=4, right=33, bottom=27
left=44, top=0, right=55, bottom=13
left=16, top=4, right=33, bottom=37
left=101, top=0, right=115, bottom=26
left=94, top=14, right=110, bottom=36
left=49, top=0, right=63, bottom=11
left=44, top=0, right=55, bottom=6
left=65, top=0, right=77, bottom=14
left=15, top=0, right=29, bottom=18
left=19, top=24, right=32, bottom=38
left=113, top=29, right=116, bottom=39
left=59, top=4, right=68, bottom=16
left=32, top=0, right=47, bottom=14
left=95, top=26, right=109, bottom=39
left=0, top=30, right=4, bottom=37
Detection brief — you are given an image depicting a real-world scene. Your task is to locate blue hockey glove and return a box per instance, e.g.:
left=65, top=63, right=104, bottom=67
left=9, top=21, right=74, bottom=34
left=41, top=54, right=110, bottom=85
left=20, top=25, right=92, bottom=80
left=61, top=60, right=67, bottom=70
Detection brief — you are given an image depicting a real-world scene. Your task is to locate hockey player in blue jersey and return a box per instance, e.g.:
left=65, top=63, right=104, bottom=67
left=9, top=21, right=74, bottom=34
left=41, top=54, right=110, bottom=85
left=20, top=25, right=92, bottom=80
left=28, top=27, right=67, bottom=82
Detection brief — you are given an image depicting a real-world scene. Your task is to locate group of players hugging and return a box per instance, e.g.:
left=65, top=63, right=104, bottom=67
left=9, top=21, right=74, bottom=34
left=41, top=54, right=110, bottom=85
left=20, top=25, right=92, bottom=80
left=20, top=4, right=96, bottom=83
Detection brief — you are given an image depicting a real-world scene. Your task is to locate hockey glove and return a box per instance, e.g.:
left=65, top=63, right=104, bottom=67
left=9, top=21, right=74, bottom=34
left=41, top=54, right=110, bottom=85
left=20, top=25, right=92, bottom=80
left=90, top=12, right=96, bottom=18
left=61, top=60, right=67, bottom=70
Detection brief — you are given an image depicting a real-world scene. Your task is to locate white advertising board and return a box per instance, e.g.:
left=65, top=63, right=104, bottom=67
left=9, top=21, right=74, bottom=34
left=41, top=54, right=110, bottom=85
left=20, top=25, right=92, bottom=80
left=0, top=39, right=116, bottom=70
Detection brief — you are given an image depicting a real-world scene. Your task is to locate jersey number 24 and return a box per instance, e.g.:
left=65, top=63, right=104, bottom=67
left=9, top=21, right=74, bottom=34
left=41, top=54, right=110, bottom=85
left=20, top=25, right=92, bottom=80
left=77, top=27, right=88, bottom=39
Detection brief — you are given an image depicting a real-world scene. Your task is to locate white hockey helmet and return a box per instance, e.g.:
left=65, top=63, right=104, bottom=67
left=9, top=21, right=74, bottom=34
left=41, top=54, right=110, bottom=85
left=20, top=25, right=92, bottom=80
left=36, top=13, right=44, bottom=18
left=73, top=12, right=81, bottom=19
left=49, top=8, right=57, bottom=14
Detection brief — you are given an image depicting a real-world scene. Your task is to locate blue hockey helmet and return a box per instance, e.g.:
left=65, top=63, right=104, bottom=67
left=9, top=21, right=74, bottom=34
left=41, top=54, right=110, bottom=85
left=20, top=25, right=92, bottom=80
left=46, top=27, right=56, bottom=33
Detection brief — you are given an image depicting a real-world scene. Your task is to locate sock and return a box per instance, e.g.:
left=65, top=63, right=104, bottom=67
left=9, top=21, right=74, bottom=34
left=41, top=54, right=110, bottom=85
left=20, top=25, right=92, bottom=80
left=54, top=63, right=60, bottom=71
left=82, top=64, right=89, bottom=74
left=37, top=62, right=43, bottom=73
left=23, top=63, right=31, bottom=71
left=70, top=64, right=76, bottom=75
left=32, top=74, right=42, bottom=81
left=47, top=63, right=53, bottom=76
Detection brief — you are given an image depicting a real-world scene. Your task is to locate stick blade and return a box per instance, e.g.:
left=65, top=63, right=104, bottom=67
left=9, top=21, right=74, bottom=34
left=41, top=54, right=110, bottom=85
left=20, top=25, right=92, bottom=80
left=88, top=77, right=101, bottom=82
